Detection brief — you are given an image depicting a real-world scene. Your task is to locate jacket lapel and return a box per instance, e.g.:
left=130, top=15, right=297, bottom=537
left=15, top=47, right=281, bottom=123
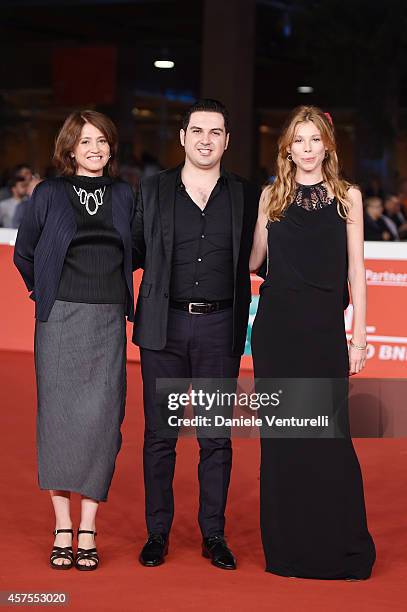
left=158, top=167, right=179, bottom=266
left=111, top=181, right=130, bottom=249
left=56, top=178, right=77, bottom=232
left=111, top=182, right=134, bottom=302
left=226, top=173, right=244, bottom=280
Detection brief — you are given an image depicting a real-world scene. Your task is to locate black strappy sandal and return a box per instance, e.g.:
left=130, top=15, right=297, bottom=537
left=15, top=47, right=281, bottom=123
left=50, top=528, right=74, bottom=570
left=75, top=529, right=99, bottom=571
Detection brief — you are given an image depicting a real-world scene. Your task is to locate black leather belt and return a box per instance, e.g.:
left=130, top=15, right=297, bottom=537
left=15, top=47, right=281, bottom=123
left=170, top=299, right=233, bottom=314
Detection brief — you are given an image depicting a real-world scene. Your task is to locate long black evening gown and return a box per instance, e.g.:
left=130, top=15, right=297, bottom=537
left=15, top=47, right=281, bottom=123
left=251, top=182, right=376, bottom=579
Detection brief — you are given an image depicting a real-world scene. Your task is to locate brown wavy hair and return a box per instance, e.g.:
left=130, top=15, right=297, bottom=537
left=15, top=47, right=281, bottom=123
left=262, top=105, right=353, bottom=222
left=53, top=110, right=119, bottom=177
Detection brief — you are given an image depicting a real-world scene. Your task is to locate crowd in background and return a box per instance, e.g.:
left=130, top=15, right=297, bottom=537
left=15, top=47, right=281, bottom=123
left=1, top=162, right=407, bottom=241
left=363, top=193, right=407, bottom=241
left=362, top=177, right=407, bottom=241
left=0, top=165, right=42, bottom=229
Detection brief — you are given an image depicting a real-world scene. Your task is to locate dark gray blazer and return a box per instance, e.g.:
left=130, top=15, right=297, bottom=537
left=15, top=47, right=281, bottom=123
left=132, top=166, right=260, bottom=355
left=14, top=177, right=136, bottom=321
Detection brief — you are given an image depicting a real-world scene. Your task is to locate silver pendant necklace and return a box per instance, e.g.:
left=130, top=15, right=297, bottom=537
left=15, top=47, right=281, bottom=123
left=73, top=185, right=106, bottom=216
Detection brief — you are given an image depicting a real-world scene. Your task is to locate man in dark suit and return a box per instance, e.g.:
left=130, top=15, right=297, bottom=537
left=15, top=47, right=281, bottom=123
left=132, top=99, right=259, bottom=570
left=383, top=194, right=407, bottom=239
left=364, top=196, right=395, bottom=241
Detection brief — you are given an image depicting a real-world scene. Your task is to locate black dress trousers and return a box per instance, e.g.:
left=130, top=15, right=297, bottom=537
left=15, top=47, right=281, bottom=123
left=140, top=306, right=241, bottom=538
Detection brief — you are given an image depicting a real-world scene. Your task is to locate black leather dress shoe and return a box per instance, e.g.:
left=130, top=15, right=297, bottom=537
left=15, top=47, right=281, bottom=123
left=139, top=534, right=169, bottom=567
left=202, top=535, right=237, bottom=570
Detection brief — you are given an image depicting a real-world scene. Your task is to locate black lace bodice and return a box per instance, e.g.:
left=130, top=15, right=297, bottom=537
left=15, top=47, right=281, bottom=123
left=265, top=181, right=335, bottom=230
left=262, top=178, right=348, bottom=306
left=293, top=181, right=334, bottom=211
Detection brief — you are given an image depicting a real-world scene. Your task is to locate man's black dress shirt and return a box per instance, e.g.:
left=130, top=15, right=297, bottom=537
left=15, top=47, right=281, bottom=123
left=170, top=173, right=234, bottom=301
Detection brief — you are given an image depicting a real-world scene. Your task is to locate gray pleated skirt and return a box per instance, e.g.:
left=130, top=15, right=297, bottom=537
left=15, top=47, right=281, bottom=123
left=34, top=300, right=127, bottom=502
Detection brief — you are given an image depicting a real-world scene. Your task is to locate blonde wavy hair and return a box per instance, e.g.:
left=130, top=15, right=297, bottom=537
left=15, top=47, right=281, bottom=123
left=263, top=106, right=352, bottom=222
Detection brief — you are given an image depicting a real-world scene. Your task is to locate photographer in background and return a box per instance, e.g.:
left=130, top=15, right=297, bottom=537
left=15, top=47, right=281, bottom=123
left=0, top=174, right=29, bottom=228
left=12, top=175, right=43, bottom=228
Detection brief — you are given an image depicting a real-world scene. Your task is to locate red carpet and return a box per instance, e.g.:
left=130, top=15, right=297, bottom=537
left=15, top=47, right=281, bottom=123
left=1, top=350, right=406, bottom=611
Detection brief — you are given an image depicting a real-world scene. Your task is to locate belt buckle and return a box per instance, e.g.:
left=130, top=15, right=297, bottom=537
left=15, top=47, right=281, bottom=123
left=188, top=302, right=207, bottom=314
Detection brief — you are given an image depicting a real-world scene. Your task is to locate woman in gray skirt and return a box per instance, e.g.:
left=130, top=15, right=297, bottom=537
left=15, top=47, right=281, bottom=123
left=14, top=111, right=135, bottom=570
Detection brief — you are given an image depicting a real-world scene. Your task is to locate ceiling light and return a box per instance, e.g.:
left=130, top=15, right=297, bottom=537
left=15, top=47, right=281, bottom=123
left=297, top=86, right=314, bottom=94
left=154, top=60, right=175, bottom=69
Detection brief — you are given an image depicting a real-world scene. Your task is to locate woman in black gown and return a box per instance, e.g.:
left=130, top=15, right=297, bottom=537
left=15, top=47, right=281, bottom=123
left=250, top=106, right=376, bottom=580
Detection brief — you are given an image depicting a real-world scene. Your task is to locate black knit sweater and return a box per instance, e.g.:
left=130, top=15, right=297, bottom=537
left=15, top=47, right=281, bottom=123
left=56, top=175, right=126, bottom=304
